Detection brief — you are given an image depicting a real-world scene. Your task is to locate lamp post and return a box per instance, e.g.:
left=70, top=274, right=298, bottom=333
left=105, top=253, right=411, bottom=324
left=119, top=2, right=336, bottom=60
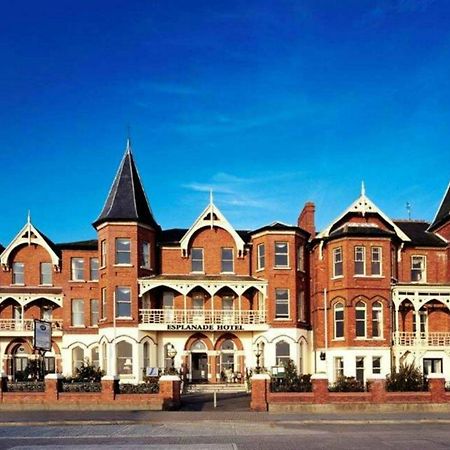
left=254, top=342, right=262, bottom=374
left=167, top=343, right=177, bottom=373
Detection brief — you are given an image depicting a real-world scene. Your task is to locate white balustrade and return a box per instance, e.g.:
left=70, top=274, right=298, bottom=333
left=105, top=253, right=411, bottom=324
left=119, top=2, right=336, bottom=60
left=0, top=319, right=63, bottom=332
left=394, top=331, right=450, bottom=347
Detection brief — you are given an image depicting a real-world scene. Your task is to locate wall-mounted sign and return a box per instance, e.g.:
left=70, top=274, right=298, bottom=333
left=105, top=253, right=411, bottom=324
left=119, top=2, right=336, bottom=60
left=34, top=319, right=52, bottom=352
left=167, top=324, right=244, bottom=331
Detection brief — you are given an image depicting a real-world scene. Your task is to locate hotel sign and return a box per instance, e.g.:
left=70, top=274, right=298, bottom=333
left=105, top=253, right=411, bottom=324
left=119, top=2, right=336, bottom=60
left=167, top=324, right=244, bottom=331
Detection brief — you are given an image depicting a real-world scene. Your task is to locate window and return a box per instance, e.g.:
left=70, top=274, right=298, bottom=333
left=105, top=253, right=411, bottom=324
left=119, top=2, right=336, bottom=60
left=40, top=262, right=52, bottom=285
left=191, top=248, right=204, bottom=272
left=423, top=358, right=443, bottom=375
left=141, top=241, right=151, bottom=268
left=222, top=294, right=234, bottom=310
left=413, top=310, right=428, bottom=334
left=356, top=357, right=365, bottom=383
left=257, top=243, right=265, bottom=270
left=90, top=299, right=99, bottom=326
left=333, top=247, right=343, bottom=278
left=221, top=248, right=234, bottom=273
left=192, top=292, right=204, bottom=318
left=297, top=245, right=305, bottom=271
left=71, top=299, right=84, bottom=327
left=163, top=291, right=174, bottom=321
left=91, top=347, right=100, bottom=368
left=334, top=302, right=344, bottom=339
left=355, top=301, right=366, bottom=338
left=334, top=357, right=344, bottom=380
left=115, top=238, right=131, bottom=265
left=371, top=247, right=382, bottom=276
left=274, top=242, right=289, bottom=267
left=72, top=347, right=84, bottom=374
left=71, top=258, right=84, bottom=281
left=115, top=286, right=131, bottom=318
left=297, top=291, right=305, bottom=322
left=101, top=240, right=107, bottom=267
left=411, top=255, right=426, bottom=282
left=143, top=342, right=150, bottom=372
left=101, top=287, right=107, bottom=319
left=275, top=289, right=289, bottom=319
left=90, top=258, right=99, bottom=281
left=275, top=341, right=290, bottom=365
left=44, top=357, right=55, bottom=374
left=354, top=246, right=365, bottom=276
left=116, top=341, right=133, bottom=375
left=372, top=301, right=383, bottom=338
left=41, top=306, right=52, bottom=321
left=372, top=357, right=381, bottom=374
left=12, top=262, right=24, bottom=285
left=102, top=342, right=108, bottom=373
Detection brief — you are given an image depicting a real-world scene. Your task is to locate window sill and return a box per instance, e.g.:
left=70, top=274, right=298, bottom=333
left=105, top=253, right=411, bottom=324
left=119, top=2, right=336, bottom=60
left=332, top=338, right=345, bottom=341
left=331, top=276, right=343, bottom=280
left=113, top=264, right=133, bottom=268
left=255, top=268, right=265, bottom=273
left=69, top=280, right=85, bottom=283
left=115, top=316, right=133, bottom=320
left=70, top=325, right=86, bottom=329
left=140, top=266, right=152, bottom=270
left=11, top=283, right=25, bottom=287
left=190, top=271, right=205, bottom=275
left=273, top=266, right=291, bottom=270
left=353, top=275, right=367, bottom=278
left=220, top=271, right=235, bottom=275
left=274, top=317, right=290, bottom=321
left=355, top=337, right=368, bottom=340
left=39, top=284, right=54, bottom=287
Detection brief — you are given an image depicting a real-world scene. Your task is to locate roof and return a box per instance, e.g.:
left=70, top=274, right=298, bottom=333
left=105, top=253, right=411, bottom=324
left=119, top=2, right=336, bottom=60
left=251, top=221, right=309, bottom=237
left=0, top=244, right=4, bottom=253
left=328, top=225, right=395, bottom=240
left=56, top=239, right=98, bottom=251
left=93, top=140, right=159, bottom=229
left=428, top=182, right=450, bottom=232
left=160, top=228, right=251, bottom=245
left=394, top=221, right=447, bottom=247
left=140, top=274, right=265, bottom=282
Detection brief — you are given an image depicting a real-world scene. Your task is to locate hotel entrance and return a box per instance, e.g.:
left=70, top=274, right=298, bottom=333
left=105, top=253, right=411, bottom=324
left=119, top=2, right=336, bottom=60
left=190, top=339, right=208, bottom=382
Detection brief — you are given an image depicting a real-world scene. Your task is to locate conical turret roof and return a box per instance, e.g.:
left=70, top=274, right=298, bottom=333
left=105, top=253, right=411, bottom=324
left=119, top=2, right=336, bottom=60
left=93, top=140, right=159, bottom=229
left=428, top=182, right=450, bottom=232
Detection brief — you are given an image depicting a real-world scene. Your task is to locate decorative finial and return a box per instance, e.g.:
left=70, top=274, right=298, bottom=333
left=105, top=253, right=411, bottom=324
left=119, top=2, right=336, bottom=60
left=209, top=188, right=214, bottom=206
left=27, top=210, right=31, bottom=224
left=126, top=125, right=132, bottom=153
left=361, top=180, right=366, bottom=197
left=406, top=202, right=412, bottom=220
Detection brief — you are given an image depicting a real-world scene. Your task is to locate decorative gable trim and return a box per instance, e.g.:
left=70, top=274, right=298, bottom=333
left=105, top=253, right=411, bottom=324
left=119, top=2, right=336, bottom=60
left=179, top=197, right=245, bottom=257
left=0, top=219, right=60, bottom=271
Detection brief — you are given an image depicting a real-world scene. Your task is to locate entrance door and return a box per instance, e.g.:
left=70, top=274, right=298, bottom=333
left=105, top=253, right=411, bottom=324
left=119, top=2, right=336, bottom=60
left=192, top=353, right=208, bottom=381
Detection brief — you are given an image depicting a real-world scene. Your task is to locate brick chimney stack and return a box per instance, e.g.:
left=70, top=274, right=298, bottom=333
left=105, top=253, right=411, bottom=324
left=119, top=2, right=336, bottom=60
left=298, top=202, right=315, bottom=237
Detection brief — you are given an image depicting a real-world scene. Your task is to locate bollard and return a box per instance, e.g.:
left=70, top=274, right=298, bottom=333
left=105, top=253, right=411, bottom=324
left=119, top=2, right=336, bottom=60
left=214, top=390, right=217, bottom=408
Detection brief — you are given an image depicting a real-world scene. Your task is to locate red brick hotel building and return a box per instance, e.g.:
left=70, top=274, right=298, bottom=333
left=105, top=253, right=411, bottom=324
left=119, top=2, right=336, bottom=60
left=1, top=141, right=449, bottom=385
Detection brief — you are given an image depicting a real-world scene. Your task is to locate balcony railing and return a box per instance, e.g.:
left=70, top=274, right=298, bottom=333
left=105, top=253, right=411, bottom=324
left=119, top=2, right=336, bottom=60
left=394, top=331, right=450, bottom=347
left=0, top=319, right=63, bottom=332
left=140, top=309, right=267, bottom=325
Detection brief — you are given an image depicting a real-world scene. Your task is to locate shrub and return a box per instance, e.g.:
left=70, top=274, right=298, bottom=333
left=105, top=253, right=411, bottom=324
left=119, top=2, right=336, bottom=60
left=61, top=382, right=102, bottom=393
left=329, top=376, right=365, bottom=392
left=386, top=363, right=427, bottom=392
left=7, top=381, right=45, bottom=392
left=119, top=382, right=159, bottom=394
left=73, top=361, right=105, bottom=382
left=270, top=359, right=312, bottom=392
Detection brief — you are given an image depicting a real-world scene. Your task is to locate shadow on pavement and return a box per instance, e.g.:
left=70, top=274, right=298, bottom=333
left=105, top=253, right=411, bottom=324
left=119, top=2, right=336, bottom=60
left=180, top=392, right=251, bottom=411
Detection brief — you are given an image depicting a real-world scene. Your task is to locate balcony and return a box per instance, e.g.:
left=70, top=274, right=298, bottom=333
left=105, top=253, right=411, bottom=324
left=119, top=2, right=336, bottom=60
left=139, top=309, right=268, bottom=331
left=394, top=331, right=450, bottom=348
left=0, top=319, right=63, bottom=335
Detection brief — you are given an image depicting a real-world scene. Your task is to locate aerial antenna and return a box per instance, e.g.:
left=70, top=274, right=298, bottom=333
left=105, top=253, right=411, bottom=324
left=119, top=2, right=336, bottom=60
left=406, top=202, right=412, bottom=220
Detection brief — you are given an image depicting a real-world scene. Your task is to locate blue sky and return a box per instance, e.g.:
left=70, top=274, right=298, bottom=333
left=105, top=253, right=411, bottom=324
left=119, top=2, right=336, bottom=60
left=1, top=0, right=449, bottom=244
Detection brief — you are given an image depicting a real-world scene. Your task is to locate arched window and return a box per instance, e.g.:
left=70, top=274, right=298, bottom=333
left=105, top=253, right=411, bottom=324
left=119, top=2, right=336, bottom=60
left=299, top=341, right=304, bottom=374
left=191, top=339, right=207, bottom=351
left=72, top=346, right=84, bottom=374
left=334, top=302, right=344, bottom=339
left=101, top=342, right=108, bottom=373
left=91, top=346, right=99, bottom=368
left=220, top=339, right=236, bottom=378
left=372, top=301, right=383, bottom=338
left=355, top=301, right=366, bottom=338
left=143, top=341, right=150, bottom=372
left=116, top=341, right=133, bottom=375
left=275, top=341, right=290, bottom=366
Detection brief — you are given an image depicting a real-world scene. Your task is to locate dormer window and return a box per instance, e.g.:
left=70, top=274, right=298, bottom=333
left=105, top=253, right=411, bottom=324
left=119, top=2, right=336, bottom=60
left=115, top=239, right=131, bottom=265
left=191, top=248, right=204, bottom=273
left=12, top=262, right=24, bottom=285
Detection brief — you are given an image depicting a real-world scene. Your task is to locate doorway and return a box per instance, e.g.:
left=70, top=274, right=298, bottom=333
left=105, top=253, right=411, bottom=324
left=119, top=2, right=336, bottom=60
left=191, top=352, right=208, bottom=381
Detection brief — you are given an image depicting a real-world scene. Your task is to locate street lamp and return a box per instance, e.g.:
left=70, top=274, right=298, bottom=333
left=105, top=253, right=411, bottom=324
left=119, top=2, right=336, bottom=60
left=167, top=343, right=177, bottom=372
left=254, top=342, right=262, bottom=374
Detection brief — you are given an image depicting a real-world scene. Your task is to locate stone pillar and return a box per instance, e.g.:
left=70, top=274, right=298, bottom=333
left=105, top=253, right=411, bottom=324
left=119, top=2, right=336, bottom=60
left=428, top=374, right=446, bottom=403
left=0, top=372, right=7, bottom=402
left=311, top=373, right=329, bottom=403
left=250, top=374, right=270, bottom=412
left=159, top=375, right=181, bottom=410
left=368, top=374, right=386, bottom=403
left=45, top=373, right=63, bottom=402
left=101, top=375, right=119, bottom=402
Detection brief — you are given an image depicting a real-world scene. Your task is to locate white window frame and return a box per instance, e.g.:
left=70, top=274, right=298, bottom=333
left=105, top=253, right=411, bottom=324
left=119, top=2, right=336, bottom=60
left=275, top=340, right=290, bottom=365
left=372, top=301, right=383, bottom=338
left=274, top=242, right=289, bottom=268
left=12, top=262, right=25, bottom=285
left=101, top=287, right=107, bottom=319
left=101, top=240, right=107, bottom=267
left=334, top=356, right=344, bottom=380
left=221, top=247, right=234, bottom=273
left=90, top=258, right=99, bottom=281
left=334, top=302, right=344, bottom=339
left=354, top=246, right=366, bottom=276
left=411, top=255, right=427, bottom=282
left=355, top=356, right=365, bottom=383
left=71, top=299, right=85, bottom=327
left=191, top=248, right=204, bottom=273
left=371, top=247, right=382, bottom=276
left=115, top=238, right=131, bottom=265
left=372, top=356, right=381, bottom=374
left=141, top=241, right=151, bottom=269
left=71, top=258, right=84, bottom=281
left=115, top=286, right=132, bottom=318
left=297, top=290, right=305, bottom=322
left=257, top=243, right=265, bottom=270
left=90, top=299, right=99, bottom=326
left=355, top=301, right=367, bottom=338
left=275, top=288, right=290, bottom=319
left=332, top=247, right=343, bottom=278
left=40, top=262, right=52, bottom=285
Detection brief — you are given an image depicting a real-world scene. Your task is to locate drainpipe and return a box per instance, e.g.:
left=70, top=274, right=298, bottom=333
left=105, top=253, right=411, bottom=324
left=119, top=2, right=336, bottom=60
left=323, top=288, right=328, bottom=373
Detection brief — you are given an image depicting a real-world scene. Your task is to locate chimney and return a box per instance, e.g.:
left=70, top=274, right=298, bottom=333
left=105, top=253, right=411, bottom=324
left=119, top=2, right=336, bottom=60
left=298, top=202, right=315, bottom=237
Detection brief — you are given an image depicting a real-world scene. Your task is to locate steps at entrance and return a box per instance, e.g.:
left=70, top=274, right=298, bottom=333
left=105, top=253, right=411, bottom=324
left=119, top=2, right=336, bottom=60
left=185, top=383, right=247, bottom=394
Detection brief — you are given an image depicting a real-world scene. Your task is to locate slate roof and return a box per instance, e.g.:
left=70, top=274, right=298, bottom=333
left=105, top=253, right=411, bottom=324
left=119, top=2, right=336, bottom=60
left=56, top=239, right=98, bottom=251
left=428, top=182, right=450, bottom=232
left=93, top=141, right=159, bottom=229
left=0, top=244, right=4, bottom=253
left=328, top=225, right=395, bottom=240
left=250, top=222, right=309, bottom=237
left=394, top=221, right=447, bottom=247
